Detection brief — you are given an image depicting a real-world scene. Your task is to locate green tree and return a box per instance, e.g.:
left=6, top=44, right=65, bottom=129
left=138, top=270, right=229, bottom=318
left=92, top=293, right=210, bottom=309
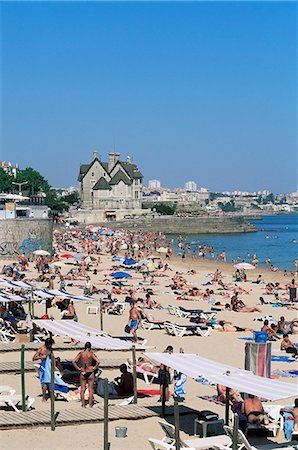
left=15, top=167, right=50, bottom=195
left=153, top=202, right=176, bottom=215
left=0, top=169, right=13, bottom=192
left=61, top=191, right=79, bottom=205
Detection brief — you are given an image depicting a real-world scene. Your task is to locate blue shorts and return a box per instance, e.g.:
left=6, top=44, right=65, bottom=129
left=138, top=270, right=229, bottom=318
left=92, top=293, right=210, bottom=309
left=129, top=319, right=139, bottom=331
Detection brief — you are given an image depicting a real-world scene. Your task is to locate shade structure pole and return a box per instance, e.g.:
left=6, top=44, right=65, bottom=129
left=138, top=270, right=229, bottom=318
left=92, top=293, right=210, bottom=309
left=100, top=298, right=103, bottom=331
left=232, top=413, right=239, bottom=450
left=21, top=344, right=26, bottom=412
left=103, top=378, right=109, bottom=450
left=174, top=400, right=181, bottom=450
left=225, top=387, right=230, bottom=425
left=132, top=345, right=138, bottom=404
left=50, top=353, right=55, bottom=431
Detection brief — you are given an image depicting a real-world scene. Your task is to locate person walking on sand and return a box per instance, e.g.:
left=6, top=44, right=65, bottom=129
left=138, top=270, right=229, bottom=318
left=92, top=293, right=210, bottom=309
left=72, top=342, right=100, bottom=407
left=127, top=301, right=142, bottom=342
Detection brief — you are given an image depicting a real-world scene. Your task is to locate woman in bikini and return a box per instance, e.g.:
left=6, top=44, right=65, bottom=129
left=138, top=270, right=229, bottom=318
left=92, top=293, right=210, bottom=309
left=72, top=342, right=100, bottom=407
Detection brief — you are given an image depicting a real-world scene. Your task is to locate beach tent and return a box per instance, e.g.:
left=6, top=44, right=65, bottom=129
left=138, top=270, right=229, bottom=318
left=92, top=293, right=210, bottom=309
left=33, top=319, right=143, bottom=350
left=145, top=353, right=298, bottom=401
left=33, top=250, right=51, bottom=256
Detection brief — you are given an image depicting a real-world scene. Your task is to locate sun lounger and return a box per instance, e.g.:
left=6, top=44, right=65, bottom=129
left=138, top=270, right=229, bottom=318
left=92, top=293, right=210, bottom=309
left=107, top=302, right=126, bottom=315
left=244, top=404, right=284, bottom=437
left=127, top=360, right=158, bottom=385
left=0, top=319, right=15, bottom=342
left=153, top=420, right=231, bottom=449
left=164, top=321, right=212, bottom=338
left=0, top=385, right=16, bottom=395
left=0, top=391, right=35, bottom=412
left=214, top=425, right=296, bottom=450
left=142, top=319, right=165, bottom=331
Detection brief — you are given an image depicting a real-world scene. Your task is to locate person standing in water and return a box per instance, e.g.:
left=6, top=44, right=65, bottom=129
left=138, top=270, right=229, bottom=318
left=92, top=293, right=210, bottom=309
left=72, top=342, right=100, bottom=407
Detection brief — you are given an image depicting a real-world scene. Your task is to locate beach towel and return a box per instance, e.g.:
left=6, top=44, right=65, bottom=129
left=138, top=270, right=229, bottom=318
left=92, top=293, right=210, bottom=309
left=39, top=356, right=68, bottom=393
left=245, top=342, right=271, bottom=377
left=137, top=389, right=160, bottom=396
left=271, top=355, right=295, bottom=363
left=174, top=372, right=187, bottom=397
left=283, top=412, right=294, bottom=441
left=271, top=369, right=298, bottom=378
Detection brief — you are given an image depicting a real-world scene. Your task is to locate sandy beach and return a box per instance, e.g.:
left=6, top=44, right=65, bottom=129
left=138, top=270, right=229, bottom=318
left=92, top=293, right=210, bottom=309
left=0, top=229, right=297, bottom=450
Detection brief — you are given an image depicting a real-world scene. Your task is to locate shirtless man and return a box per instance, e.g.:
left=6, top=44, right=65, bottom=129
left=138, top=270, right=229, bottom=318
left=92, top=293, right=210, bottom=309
left=242, top=394, right=269, bottom=425
left=72, top=342, right=100, bottom=407
left=281, top=334, right=298, bottom=358
left=128, top=301, right=142, bottom=342
left=281, top=398, right=298, bottom=432
left=261, top=320, right=280, bottom=340
left=32, top=338, right=54, bottom=401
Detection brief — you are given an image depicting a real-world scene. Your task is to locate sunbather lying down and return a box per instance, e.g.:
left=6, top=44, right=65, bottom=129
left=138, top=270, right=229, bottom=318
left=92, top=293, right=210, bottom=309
left=127, top=357, right=159, bottom=374
left=215, top=321, right=253, bottom=332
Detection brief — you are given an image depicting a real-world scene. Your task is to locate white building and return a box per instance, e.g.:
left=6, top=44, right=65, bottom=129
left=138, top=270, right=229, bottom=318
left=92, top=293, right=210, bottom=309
left=185, top=181, right=197, bottom=192
left=148, top=179, right=161, bottom=189
left=0, top=161, right=18, bottom=178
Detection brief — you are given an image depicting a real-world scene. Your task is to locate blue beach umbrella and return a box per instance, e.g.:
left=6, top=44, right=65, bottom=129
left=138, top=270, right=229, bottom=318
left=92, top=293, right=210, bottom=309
left=112, top=271, right=132, bottom=279
left=123, top=258, right=136, bottom=266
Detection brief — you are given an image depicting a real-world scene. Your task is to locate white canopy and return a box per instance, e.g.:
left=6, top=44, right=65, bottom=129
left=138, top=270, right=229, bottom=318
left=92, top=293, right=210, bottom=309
left=146, top=353, right=298, bottom=401
left=33, top=319, right=143, bottom=350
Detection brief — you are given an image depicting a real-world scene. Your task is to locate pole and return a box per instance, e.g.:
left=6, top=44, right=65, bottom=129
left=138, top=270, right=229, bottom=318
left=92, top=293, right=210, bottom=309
left=21, top=344, right=26, bottom=411
left=174, top=400, right=181, bottom=450
left=232, top=413, right=239, bottom=450
left=103, top=378, right=109, bottom=450
left=100, top=298, right=103, bottom=331
left=225, top=387, right=230, bottom=425
left=161, top=370, right=166, bottom=418
left=132, top=345, right=138, bottom=404
left=50, top=353, right=55, bottom=431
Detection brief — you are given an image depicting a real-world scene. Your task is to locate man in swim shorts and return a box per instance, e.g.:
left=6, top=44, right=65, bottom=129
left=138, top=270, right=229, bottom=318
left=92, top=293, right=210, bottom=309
left=128, top=301, right=142, bottom=342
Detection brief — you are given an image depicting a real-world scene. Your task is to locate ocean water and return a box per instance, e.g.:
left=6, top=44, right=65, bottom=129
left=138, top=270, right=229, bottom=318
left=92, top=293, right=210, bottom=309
left=168, top=214, right=298, bottom=270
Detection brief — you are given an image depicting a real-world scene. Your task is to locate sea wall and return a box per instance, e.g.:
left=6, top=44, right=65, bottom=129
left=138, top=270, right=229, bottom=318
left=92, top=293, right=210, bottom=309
left=77, top=215, right=256, bottom=234
left=0, top=219, right=53, bottom=259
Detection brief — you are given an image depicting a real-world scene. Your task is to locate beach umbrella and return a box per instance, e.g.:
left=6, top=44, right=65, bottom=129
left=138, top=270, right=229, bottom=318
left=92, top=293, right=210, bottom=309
left=112, top=271, right=132, bottom=279
left=33, top=250, right=50, bottom=256
left=147, top=262, right=156, bottom=272
left=147, top=255, right=160, bottom=260
left=60, top=253, right=73, bottom=259
left=234, top=263, right=255, bottom=270
left=112, top=256, right=125, bottom=262
left=123, top=258, right=136, bottom=266
left=120, top=244, right=128, bottom=250
left=157, top=247, right=167, bottom=253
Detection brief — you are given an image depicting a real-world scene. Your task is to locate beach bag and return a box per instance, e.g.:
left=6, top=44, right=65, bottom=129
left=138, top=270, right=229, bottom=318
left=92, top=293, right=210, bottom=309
left=124, top=324, right=131, bottom=334
left=197, top=410, right=219, bottom=421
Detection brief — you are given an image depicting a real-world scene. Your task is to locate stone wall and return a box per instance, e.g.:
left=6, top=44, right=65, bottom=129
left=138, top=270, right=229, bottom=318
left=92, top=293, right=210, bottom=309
left=74, top=215, right=256, bottom=234
left=0, top=219, right=53, bottom=259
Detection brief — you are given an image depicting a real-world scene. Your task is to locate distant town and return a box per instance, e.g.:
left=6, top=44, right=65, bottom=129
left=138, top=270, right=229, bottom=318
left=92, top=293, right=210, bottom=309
left=0, top=157, right=297, bottom=223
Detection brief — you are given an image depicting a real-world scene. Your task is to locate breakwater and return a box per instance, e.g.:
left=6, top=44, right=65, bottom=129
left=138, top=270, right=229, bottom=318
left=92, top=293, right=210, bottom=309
left=90, top=215, right=256, bottom=234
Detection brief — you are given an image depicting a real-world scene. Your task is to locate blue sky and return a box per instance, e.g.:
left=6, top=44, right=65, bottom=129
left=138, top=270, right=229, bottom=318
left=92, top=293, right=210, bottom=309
left=1, top=1, right=297, bottom=193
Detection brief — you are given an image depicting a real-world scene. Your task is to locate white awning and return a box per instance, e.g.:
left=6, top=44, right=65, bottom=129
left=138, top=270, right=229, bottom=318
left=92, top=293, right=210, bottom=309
left=145, top=353, right=298, bottom=401
left=33, top=319, right=143, bottom=350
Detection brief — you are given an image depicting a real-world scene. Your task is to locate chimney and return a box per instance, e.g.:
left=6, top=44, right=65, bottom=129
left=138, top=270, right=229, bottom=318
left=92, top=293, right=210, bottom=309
left=108, top=152, right=120, bottom=172
left=92, top=150, right=99, bottom=161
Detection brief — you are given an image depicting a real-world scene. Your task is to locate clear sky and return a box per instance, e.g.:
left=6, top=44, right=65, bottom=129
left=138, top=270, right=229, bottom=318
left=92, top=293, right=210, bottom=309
left=1, top=1, right=297, bottom=193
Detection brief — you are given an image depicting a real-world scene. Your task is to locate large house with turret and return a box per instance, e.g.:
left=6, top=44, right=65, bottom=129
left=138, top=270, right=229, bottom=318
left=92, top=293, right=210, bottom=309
left=78, top=151, right=143, bottom=220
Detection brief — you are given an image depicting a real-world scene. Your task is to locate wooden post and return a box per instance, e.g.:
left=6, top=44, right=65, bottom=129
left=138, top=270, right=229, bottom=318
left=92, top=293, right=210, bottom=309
left=21, top=344, right=26, bottom=412
left=232, top=413, right=239, bottom=450
left=50, top=353, right=55, bottom=431
left=161, top=370, right=167, bottom=418
left=103, top=378, right=109, bottom=450
left=100, top=298, right=103, bottom=331
left=225, top=387, right=230, bottom=425
left=132, top=345, right=138, bottom=404
left=174, top=400, right=181, bottom=450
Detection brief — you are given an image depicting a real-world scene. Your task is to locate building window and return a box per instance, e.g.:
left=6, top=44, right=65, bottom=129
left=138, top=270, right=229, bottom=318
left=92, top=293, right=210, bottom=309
left=91, top=172, right=94, bottom=176
left=135, top=191, right=139, bottom=199
left=134, top=179, right=138, bottom=185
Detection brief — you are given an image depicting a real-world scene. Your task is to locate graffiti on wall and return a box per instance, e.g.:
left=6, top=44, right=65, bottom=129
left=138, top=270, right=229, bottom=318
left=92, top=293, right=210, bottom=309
left=0, top=241, right=19, bottom=256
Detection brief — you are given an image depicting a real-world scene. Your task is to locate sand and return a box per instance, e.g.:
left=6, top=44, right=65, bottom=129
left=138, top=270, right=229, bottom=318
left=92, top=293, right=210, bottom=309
left=1, top=249, right=297, bottom=450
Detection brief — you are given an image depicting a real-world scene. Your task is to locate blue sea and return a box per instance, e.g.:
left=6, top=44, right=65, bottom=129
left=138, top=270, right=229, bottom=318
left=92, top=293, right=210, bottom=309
left=168, top=214, right=298, bottom=270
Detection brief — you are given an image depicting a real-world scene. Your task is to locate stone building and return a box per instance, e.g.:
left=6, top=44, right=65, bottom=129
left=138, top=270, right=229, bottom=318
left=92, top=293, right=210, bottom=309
left=77, top=151, right=143, bottom=220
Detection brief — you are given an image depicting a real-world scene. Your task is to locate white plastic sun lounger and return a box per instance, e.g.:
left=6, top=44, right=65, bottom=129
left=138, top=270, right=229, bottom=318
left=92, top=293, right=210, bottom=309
left=0, top=391, right=35, bottom=412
